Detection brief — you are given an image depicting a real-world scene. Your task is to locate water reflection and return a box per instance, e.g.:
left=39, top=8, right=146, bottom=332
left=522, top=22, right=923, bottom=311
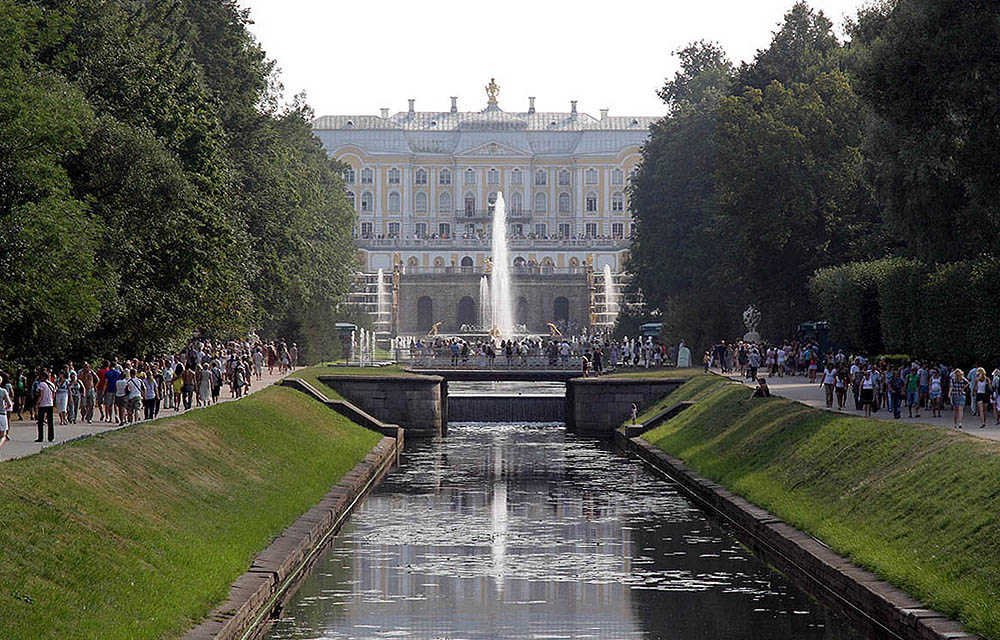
left=267, top=423, right=864, bottom=639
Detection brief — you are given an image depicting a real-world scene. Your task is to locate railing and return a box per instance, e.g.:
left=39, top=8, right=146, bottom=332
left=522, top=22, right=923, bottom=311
left=399, top=266, right=589, bottom=276
left=395, top=352, right=584, bottom=369
left=355, top=236, right=631, bottom=250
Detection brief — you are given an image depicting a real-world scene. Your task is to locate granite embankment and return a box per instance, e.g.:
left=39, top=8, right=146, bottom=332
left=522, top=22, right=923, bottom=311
left=637, top=375, right=1000, bottom=639
left=0, top=386, right=381, bottom=640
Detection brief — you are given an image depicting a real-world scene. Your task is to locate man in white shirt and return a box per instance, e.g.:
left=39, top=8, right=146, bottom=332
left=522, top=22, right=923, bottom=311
left=35, top=371, right=56, bottom=442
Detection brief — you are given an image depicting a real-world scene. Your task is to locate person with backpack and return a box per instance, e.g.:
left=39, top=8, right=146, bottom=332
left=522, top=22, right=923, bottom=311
left=35, top=371, right=56, bottom=442
left=0, top=373, right=11, bottom=448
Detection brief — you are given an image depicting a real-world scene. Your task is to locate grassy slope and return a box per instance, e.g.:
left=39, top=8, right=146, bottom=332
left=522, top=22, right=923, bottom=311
left=295, top=364, right=434, bottom=400
left=642, top=375, right=1000, bottom=639
left=0, top=386, right=380, bottom=640
left=603, top=367, right=700, bottom=381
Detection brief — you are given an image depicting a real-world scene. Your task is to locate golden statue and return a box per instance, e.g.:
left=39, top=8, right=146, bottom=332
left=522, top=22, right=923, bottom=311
left=427, top=321, right=442, bottom=337
left=486, top=78, right=499, bottom=106
left=546, top=322, right=563, bottom=337
left=489, top=327, right=503, bottom=339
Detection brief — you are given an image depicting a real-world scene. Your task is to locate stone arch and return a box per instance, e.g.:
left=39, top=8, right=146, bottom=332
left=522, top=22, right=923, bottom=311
left=417, top=296, right=433, bottom=332
left=457, top=296, right=476, bottom=327
left=516, top=296, right=529, bottom=327
left=554, top=296, right=569, bottom=322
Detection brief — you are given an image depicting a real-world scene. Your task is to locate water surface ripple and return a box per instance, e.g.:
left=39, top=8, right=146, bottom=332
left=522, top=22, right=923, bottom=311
left=267, top=422, right=864, bottom=640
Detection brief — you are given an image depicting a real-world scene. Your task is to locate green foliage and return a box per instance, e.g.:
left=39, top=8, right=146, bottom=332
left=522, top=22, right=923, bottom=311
left=644, top=376, right=1000, bottom=639
left=0, top=0, right=356, bottom=368
left=0, top=386, right=380, bottom=639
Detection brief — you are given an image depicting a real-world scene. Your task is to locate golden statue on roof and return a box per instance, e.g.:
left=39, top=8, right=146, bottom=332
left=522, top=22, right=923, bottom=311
left=485, top=78, right=499, bottom=105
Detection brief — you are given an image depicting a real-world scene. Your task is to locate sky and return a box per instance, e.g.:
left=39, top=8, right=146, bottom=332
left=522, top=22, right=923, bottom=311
left=239, top=0, right=868, bottom=119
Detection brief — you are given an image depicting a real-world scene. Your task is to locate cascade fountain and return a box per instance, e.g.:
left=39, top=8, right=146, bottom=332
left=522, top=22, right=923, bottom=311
left=479, top=276, right=492, bottom=331
left=603, top=263, right=620, bottom=326
left=490, top=192, right=515, bottom=336
left=376, top=268, right=388, bottom=331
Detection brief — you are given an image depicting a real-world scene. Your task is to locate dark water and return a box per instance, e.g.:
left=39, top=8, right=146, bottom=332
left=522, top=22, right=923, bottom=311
left=266, top=423, right=865, bottom=640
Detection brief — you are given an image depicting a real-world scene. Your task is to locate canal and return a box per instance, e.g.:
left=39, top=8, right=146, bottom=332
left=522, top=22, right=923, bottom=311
left=266, top=421, right=867, bottom=639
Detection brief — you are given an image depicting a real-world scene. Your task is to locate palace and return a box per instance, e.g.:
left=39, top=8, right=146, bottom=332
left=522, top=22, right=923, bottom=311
left=312, top=81, right=656, bottom=336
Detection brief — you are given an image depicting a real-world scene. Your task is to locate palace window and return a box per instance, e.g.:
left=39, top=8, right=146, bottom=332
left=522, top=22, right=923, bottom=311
left=611, top=168, right=624, bottom=185
left=488, top=168, right=499, bottom=185
left=511, top=223, right=523, bottom=236
left=558, top=170, right=571, bottom=186
left=360, top=167, right=373, bottom=184
left=534, top=192, right=547, bottom=212
left=534, top=222, right=547, bottom=237
left=585, top=168, right=598, bottom=185
left=439, top=168, right=451, bottom=185
left=534, top=169, right=547, bottom=186
left=415, top=191, right=428, bottom=213
left=464, top=168, right=477, bottom=185
left=464, top=192, right=476, bottom=216
left=466, top=223, right=476, bottom=236
left=509, top=191, right=523, bottom=214
left=388, top=167, right=401, bottom=184
left=585, top=192, right=598, bottom=213
left=558, top=223, right=571, bottom=237
left=414, top=222, right=427, bottom=238
left=343, top=167, right=355, bottom=184
left=388, top=222, right=400, bottom=236
left=612, top=222, right=624, bottom=239
left=346, top=191, right=355, bottom=210
left=612, top=192, right=624, bottom=212
left=585, top=222, right=598, bottom=237
left=558, top=192, right=572, bottom=214
left=439, top=222, right=451, bottom=237
left=511, top=168, right=522, bottom=185
left=388, top=191, right=401, bottom=213
left=414, top=168, right=427, bottom=185
left=361, top=192, right=373, bottom=212
left=360, top=221, right=373, bottom=236
left=487, top=191, right=497, bottom=212
left=438, top=191, right=452, bottom=213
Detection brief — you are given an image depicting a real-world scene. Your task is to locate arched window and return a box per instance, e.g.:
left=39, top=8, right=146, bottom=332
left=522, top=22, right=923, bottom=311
left=558, top=169, right=571, bottom=186
left=417, top=296, right=434, bottom=332
left=457, top=296, right=476, bottom=326
left=534, top=169, right=547, bottom=186
left=554, top=296, right=569, bottom=322
left=360, top=167, right=373, bottom=184
left=569, top=257, right=580, bottom=268
left=439, top=168, right=451, bottom=185
left=612, top=191, right=624, bottom=212
left=611, top=168, right=624, bottom=185
left=346, top=191, right=355, bottom=211
left=415, top=191, right=428, bottom=213
left=464, top=168, right=476, bottom=185
left=438, top=191, right=452, bottom=213
left=534, top=192, right=547, bottom=213
left=433, top=256, right=445, bottom=268
left=407, top=256, right=419, bottom=268
left=513, top=256, right=527, bottom=267
left=585, top=168, right=598, bottom=185
left=414, top=168, right=427, bottom=185
left=511, top=168, right=522, bottom=185
left=460, top=256, right=474, bottom=267
left=464, top=192, right=476, bottom=216
left=509, top=191, right=523, bottom=214
left=361, top=192, right=373, bottom=213
left=516, top=296, right=529, bottom=327
left=487, top=191, right=497, bottom=212
left=388, top=191, right=401, bottom=213
left=388, top=167, right=401, bottom=184
left=558, top=192, right=572, bottom=213
left=488, top=168, right=499, bottom=185
left=585, top=191, right=598, bottom=213
left=343, top=167, right=355, bottom=184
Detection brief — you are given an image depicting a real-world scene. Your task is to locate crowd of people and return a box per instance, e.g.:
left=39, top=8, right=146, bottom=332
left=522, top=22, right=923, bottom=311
left=0, top=337, right=299, bottom=449
left=706, top=339, right=1000, bottom=430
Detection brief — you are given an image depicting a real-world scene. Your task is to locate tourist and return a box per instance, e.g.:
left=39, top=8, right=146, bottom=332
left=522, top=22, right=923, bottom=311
left=973, top=368, right=992, bottom=428
left=181, top=364, right=196, bottom=410
left=928, top=370, right=943, bottom=418
left=35, top=371, right=56, bottom=442
left=0, top=374, right=10, bottom=448
left=197, top=363, right=212, bottom=407
left=821, top=364, right=836, bottom=408
left=290, top=343, right=298, bottom=368
left=887, top=369, right=903, bottom=419
left=103, top=363, right=121, bottom=424
left=125, top=370, right=143, bottom=424
left=142, top=371, right=158, bottom=420
left=211, top=360, right=223, bottom=404
left=68, top=371, right=83, bottom=424
left=905, top=367, right=920, bottom=418
left=80, top=363, right=97, bottom=424
left=835, top=368, right=848, bottom=409
left=173, top=363, right=184, bottom=411
left=950, top=369, right=969, bottom=429
left=750, top=377, right=771, bottom=399
left=114, top=368, right=130, bottom=425
left=54, top=371, right=70, bottom=426
left=860, top=370, right=875, bottom=417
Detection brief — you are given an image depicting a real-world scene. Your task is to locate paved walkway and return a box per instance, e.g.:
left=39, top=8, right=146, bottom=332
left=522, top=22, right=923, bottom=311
left=725, top=371, right=1000, bottom=442
left=0, top=367, right=300, bottom=462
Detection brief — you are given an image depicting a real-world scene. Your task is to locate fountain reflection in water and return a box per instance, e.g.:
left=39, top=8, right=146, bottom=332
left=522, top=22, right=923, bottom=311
left=490, top=192, right=515, bottom=336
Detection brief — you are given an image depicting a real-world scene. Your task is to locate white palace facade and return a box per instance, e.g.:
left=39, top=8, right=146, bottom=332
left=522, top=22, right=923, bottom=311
left=312, top=85, right=656, bottom=276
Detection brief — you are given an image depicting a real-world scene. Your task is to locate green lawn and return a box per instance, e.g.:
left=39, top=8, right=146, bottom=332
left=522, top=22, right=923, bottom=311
left=0, top=386, right=380, bottom=640
left=603, top=367, right=700, bottom=380
left=642, top=375, right=1000, bottom=639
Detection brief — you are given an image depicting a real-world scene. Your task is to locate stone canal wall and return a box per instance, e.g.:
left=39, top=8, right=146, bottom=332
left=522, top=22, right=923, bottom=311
left=566, top=377, right=686, bottom=436
left=183, top=417, right=403, bottom=640
left=622, top=435, right=978, bottom=640
left=318, top=374, right=446, bottom=437
left=448, top=394, right=565, bottom=423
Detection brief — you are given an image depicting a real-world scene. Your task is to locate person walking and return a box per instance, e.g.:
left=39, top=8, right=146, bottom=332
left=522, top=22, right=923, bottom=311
left=905, top=367, right=921, bottom=418
left=860, top=369, right=875, bottom=417
left=80, top=363, right=97, bottom=424
left=142, top=372, right=158, bottom=420
left=821, top=364, right=837, bottom=408
left=887, top=369, right=903, bottom=419
left=181, top=364, right=196, bottom=410
left=0, top=374, right=11, bottom=449
left=125, top=370, right=143, bottom=424
left=950, top=369, right=969, bottom=429
left=173, top=363, right=184, bottom=411
left=197, top=363, right=211, bottom=407
left=54, top=371, right=70, bottom=426
left=68, top=371, right=83, bottom=424
left=973, top=368, right=992, bottom=428
left=35, top=371, right=56, bottom=442
left=928, top=370, right=943, bottom=418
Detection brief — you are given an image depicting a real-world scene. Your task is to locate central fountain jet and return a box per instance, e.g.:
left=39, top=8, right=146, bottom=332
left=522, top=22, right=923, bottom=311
left=490, top=192, right=515, bottom=336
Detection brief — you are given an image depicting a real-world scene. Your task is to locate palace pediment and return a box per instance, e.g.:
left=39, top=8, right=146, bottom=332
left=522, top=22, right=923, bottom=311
left=456, top=139, right=531, bottom=157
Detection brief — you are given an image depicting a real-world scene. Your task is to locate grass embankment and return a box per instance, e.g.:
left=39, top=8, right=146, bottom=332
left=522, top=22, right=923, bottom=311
left=641, top=375, right=1000, bottom=639
left=603, top=367, right=700, bottom=380
left=295, top=364, right=432, bottom=399
left=0, top=386, right=381, bottom=640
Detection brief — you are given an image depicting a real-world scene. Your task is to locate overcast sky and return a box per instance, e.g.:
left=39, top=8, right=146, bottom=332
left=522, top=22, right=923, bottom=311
left=239, top=0, right=868, bottom=119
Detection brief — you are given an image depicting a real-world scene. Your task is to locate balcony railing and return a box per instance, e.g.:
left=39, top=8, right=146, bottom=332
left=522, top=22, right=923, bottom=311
left=399, top=266, right=589, bottom=276
left=355, top=236, right=632, bottom=250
